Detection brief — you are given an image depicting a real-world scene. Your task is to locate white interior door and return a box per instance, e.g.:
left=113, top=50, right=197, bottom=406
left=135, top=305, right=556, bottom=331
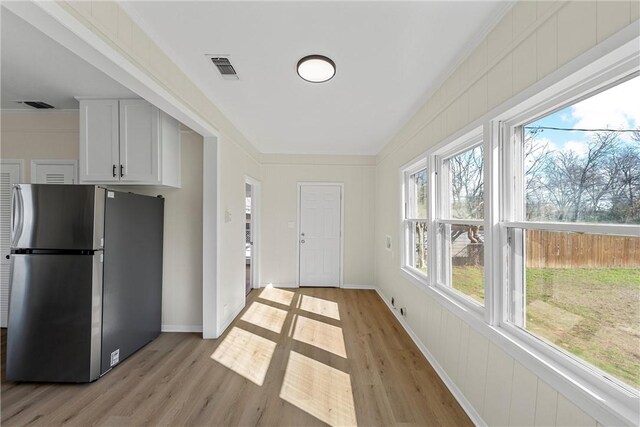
left=0, top=161, right=22, bottom=327
left=299, top=184, right=342, bottom=287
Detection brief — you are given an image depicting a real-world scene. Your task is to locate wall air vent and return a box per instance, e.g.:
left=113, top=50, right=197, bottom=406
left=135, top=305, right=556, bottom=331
left=207, top=56, right=239, bottom=80
left=16, top=100, right=55, bottom=109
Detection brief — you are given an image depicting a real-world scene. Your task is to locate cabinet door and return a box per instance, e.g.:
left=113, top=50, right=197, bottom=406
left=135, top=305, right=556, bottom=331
left=79, top=100, right=120, bottom=182
left=119, top=100, right=159, bottom=184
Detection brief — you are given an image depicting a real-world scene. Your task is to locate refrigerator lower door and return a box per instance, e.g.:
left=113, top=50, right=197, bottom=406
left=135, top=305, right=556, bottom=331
left=7, top=253, right=103, bottom=382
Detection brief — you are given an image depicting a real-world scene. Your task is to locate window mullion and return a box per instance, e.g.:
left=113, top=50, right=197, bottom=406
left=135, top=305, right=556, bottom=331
left=427, top=155, right=438, bottom=288
left=486, top=120, right=501, bottom=325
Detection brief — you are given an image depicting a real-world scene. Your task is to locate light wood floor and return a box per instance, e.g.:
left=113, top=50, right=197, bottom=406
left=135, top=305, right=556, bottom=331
left=1, top=288, right=471, bottom=426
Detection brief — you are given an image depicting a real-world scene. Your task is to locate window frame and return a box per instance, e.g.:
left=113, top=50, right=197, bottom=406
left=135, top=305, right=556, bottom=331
left=396, top=31, right=639, bottom=426
left=400, top=157, right=429, bottom=282
left=432, top=130, right=487, bottom=311
left=495, top=69, right=640, bottom=420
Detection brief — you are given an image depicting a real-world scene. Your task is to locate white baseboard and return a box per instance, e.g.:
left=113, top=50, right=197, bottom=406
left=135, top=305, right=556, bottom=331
left=161, top=325, right=203, bottom=333
left=259, top=283, right=299, bottom=289
left=259, top=284, right=376, bottom=290
left=341, top=283, right=376, bottom=290
left=217, top=300, right=245, bottom=337
left=374, top=288, right=485, bottom=427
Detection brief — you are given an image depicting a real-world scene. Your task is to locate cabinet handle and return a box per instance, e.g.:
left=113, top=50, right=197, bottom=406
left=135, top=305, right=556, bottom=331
left=112, top=164, right=116, bottom=178
left=120, top=165, right=124, bottom=178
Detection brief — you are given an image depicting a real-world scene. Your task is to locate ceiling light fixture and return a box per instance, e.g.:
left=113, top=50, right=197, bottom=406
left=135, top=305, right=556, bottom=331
left=297, top=55, right=336, bottom=83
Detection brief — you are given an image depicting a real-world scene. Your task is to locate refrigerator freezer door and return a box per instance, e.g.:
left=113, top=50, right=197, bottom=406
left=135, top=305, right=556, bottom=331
left=101, top=191, right=163, bottom=374
left=11, top=185, right=105, bottom=250
left=6, top=252, right=103, bottom=382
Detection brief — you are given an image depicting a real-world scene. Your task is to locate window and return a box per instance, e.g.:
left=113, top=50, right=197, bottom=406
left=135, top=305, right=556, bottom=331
left=435, top=133, right=485, bottom=305
left=503, top=75, right=640, bottom=391
left=397, top=40, right=638, bottom=424
left=402, top=160, right=428, bottom=277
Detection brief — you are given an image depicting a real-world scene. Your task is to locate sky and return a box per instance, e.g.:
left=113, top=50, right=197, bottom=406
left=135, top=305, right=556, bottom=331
left=525, top=75, right=640, bottom=156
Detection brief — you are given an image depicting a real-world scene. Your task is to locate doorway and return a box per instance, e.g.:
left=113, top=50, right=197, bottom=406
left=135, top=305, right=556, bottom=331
left=245, top=183, right=253, bottom=294
left=298, top=183, right=343, bottom=287
left=244, top=177, right=260, bottom=295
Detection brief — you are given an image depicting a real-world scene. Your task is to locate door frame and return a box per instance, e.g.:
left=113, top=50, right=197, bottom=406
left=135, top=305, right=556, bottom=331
left=245, top=175, right=261, bottom=292
left=296, top=182, right=344, bottom=288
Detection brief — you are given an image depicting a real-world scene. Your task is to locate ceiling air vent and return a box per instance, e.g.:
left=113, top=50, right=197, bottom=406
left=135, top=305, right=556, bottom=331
left=208, top=56, right=239, bottom=80
left=16, top=100, right=55, bottom=109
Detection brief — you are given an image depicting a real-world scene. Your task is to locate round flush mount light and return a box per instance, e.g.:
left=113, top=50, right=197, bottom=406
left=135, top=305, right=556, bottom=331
left=297, top=55, right=336, bottom=83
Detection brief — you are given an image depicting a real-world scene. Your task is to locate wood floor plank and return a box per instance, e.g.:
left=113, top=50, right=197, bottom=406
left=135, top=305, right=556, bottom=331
left=1, top=288, right=471, bottom=426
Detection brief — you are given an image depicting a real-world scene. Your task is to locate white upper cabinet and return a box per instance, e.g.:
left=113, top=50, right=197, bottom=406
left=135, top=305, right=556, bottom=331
left=79, top=99, right=119, bottom=182
left=79, top=99, right=181, bottom=187
left=119, top=99, right=158, bottom=183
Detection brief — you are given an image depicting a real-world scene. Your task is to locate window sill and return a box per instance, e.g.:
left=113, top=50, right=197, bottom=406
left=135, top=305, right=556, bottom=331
left=493, top=322, right=639, bottom=427
left=400, top=266, right=428, bottom=287
left=399, top=267, right=486, bottom=326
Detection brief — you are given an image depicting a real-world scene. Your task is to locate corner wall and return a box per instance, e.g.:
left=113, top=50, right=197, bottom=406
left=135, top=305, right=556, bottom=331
left=374, top=1, right=638, bottom=426
left=216, top=133, right=261, bottom=333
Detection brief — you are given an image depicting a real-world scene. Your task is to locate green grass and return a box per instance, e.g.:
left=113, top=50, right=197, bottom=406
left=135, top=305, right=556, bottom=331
left=451, top=266, right=640, bottom=389
left=452, top=266, right=485, bottom=304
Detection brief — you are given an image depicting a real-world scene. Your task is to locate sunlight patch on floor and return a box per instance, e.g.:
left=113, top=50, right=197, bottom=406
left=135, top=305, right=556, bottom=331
left=211, top=327, right=276, bottom=386
left=259, top=286, right=295, bottom=306
left=292, top=315, right=347, bottom=358
left=299, top=295, right=341, bottom=320
left=241, top=301, right=288, bottom=333
left=280, top=351, right=357, bottom=427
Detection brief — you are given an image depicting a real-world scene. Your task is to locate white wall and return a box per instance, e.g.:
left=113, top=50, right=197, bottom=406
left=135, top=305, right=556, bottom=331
left=260, top=154, right=375, bottom=287
left=216, top=133, right=261, bottom=334
left=1, top=111, right=205, bottom=330
left=128, top=129, right=204, bottom=330
left=0, top=111, right=79, bottom=179
left=374, top=1, right=638, bottom=426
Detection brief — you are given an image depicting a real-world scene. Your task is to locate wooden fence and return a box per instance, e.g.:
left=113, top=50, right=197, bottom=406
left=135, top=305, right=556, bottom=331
left=526, top=230, right=640, bottom=269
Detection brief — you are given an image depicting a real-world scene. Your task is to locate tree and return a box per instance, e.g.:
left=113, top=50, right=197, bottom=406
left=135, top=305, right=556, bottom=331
left=524, top=128, right=553, bottom=220
left=608, top=144, right=640, bottom=223
left=524, top=129, right=640, bottom=224
left=449, top=145, right=484, bottom=219
left=409, top=169, right=428, bottom=270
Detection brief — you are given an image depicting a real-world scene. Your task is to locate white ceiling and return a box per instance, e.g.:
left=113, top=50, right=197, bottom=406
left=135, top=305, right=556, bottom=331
left=1, top=8, right=136, bottom=111
left=123, top=1, right=508, bottom=155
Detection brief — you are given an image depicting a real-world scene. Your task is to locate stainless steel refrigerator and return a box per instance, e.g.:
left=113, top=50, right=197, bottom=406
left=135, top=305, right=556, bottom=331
left=7, top=184, right=164, bottom=382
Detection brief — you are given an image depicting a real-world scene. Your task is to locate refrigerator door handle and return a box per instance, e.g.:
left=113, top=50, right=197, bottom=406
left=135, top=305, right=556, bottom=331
left=11, top=186, right=23, bottom=247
